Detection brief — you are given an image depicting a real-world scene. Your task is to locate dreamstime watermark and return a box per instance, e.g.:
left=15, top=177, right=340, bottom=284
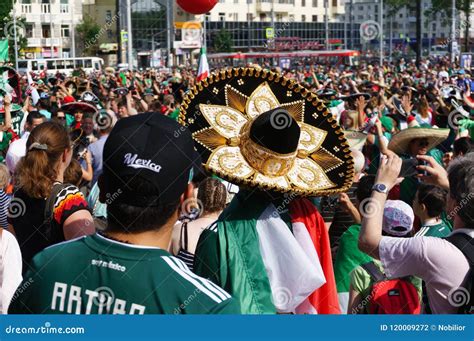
left=8, top=198, right=26, bottom=218
left=93, top=110, right=114, bottom=131
left=446, top=192, right=474, bottom=221
left=272, top=192, right=298, bottom=219
left=359, top=197, right=382, bottom=219
left=360, top=20, right=380, bottom=42
left=104, top=188, right=123, bottom=206
left=2, top=20, right=25, bottom=39
left=182, top=21, right=202, bottom=44
left=180, top=197, right=203, bottom=219
left=448, top=107, right=469, bottom=130
left=173, top=288, right=201, bottom=314
left=84, top=12, right=121, bottom=50
left=263, top=17, right=296, bottom=49
left=273, top=286, right=292, bottom=310
left=447, top=286, right=470, bottom=308
left=438, top=19, right=470, bottom=50
left=9, top=278, right=34, bottom=305
left=92, top=286, right=115, bottom=309
left=270, top=108, right=292, bottom=130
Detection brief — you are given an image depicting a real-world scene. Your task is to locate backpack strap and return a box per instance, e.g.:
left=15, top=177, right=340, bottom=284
left=445, top=233, right=474, bottom=266
left=361, top=261, right=386, bottom=282
left=180, top=222, right=189, bottom=251
left=43, top=183, right=70, bottom=238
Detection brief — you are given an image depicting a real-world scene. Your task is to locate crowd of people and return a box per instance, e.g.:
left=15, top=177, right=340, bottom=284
left=0, top=54, right=473, bottom=315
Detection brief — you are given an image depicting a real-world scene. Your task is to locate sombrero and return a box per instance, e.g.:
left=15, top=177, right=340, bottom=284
left=179, top=68, right=354, bottom=197
left=388, top=127, right=449, bottom=155
left=61, top=102, right=97, bottom=114
left=343, top=130, right=367, bottom=151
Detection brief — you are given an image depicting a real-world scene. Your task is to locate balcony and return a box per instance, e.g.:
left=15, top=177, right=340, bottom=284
left=43, top=38, right=61, bottom=46
left=27, top=38, right=42, bottom=47
left=256, top=0, right=294, bottom=14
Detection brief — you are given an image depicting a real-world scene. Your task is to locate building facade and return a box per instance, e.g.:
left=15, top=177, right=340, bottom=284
left=341, top=0, right=472, bottom=51
left=14, top=0, right=83, bottom=59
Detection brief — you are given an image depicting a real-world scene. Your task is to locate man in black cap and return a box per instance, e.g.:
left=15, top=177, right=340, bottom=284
left=9, top=113, right=239, bottom=314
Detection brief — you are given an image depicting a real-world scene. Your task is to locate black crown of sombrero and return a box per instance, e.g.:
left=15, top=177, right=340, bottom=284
left=179, top=68, right=354, bottom=196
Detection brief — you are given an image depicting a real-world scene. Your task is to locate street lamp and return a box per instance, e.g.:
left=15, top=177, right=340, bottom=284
left=451, top=0, right=456, bottom=63
left=12, top=0, right=19, bottom=69
left=126, top=0, right=133, bottom=69
left=379, top=0, right=383, bottom=66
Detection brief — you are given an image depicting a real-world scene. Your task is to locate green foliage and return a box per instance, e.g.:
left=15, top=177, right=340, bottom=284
left=76, top=15, right=101, bottom=55
left=0, top=11, right=28, bottom=64
left=213, top=29, right=233, bottom=53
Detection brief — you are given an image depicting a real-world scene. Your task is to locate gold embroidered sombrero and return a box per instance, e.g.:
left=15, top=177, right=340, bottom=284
left=179, top=68, right=354, bottom=196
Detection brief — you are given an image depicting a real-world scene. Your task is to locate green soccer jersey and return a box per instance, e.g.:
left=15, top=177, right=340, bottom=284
left=8, top=234, right=240, bottom=314
left=415, top=221, right=451, bottom=238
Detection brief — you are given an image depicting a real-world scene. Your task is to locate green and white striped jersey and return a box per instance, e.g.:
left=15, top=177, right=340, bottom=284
left=9, top=233, right=239, bottom=314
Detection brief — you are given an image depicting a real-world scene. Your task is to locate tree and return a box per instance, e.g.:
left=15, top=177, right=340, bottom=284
left=0, top=5, right=28, bottom=65
left=213, top=29, right=233, bottom=53
left=426, top=0, right=472, bottom=52
left=76, top=15, right=101, bottom=56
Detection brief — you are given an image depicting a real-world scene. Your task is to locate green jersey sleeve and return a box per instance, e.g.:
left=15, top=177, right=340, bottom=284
left=193, top=225, right=221, bottom=286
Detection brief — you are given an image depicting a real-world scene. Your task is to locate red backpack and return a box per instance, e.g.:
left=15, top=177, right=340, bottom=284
left=361, top=262, right=421, bottom=314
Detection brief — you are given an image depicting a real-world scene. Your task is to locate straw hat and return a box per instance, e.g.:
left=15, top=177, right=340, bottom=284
left=388, top=127, right=449, bottom=155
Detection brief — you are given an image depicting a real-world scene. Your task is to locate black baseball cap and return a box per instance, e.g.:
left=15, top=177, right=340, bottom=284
left=102, top=112, right=199, bottom=207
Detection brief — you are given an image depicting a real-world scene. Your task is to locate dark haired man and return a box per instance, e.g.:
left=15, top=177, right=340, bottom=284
left=413, top=184, right=451, bottom=237
left=9, top=113, right=239, bottom=314
left=5, top=111, right=45, bottom=174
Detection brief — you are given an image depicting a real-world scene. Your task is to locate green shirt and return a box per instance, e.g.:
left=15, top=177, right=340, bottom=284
left=334, top=224, right=373, bottom=293
left=350, top=260, right=422, bottom=313
left=415, top=221, right=451, bottom=238
left=9, top=233, right=240, bottom=314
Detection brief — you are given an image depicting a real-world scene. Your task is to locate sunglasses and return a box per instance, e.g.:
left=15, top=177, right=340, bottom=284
left=57, top=116, right=66, bottom=120
left=417, top=139, right=429, bottom=147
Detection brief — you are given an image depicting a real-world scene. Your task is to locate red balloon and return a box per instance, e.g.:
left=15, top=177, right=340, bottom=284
left=177, top=0, right=218, bottom=15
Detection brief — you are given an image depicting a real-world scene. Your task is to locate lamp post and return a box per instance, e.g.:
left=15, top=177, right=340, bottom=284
left=379, top=0, right=383, bottom=66
left=12, top=0, right=19, bottom=69
left=325, top=0, right=329, bottom=50
left=126, top=0, right=133, bottom=69
left=71, top=0, right=75, bottom=58
left=450, top=0, right=456, bottom=63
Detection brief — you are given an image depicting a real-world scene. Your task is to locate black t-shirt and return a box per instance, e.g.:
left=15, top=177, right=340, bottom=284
left=9, top=185, right=89, bottom=274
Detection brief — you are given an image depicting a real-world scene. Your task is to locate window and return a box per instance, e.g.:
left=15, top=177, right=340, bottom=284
left=74, top=59, right=83, bottom=68
left=61, top=25, right=70, bottom=37
left=60, top=0, right=69, bottom=13
left=247, top=13, right=253, bottom=21
left=42, top=24, right=51, bottom=38
left=47, top=60, right=56, bottom=69
left=106, top=10, right=112, bottom=23
left=84, top=59, right=92, bottom=69
left=25, top=24, right=33, bottom=38
left=399, top=13, right=403, bottom=18
left=41, top=0, right=50, bottom=13
left=232, top=13, right=238, bottom=21
left=332, top=0, right=337, bottom=6
left=234, top=0, right=238, bottom=3
left=219, top=12, right=225, bottom=22
left=276, top=14, right=283, bottom=22
left=107, top=29, right=113, bottom=38
left=312, top=15, right=317, bottom=22
left=302, top=0, right=305, bottom=5
left=312, top=0, right=317, bottom=6
left=302, top=14, right=306, bottom=22
left=359, top=5, right=363, bottom=10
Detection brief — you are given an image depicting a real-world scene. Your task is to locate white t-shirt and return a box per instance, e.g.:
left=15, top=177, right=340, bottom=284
left=0, top=230, right=22, bottom=314
left=379, top=229, right=472, bottom=314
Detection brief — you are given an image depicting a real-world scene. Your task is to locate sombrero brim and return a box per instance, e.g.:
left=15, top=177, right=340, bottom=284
left=388, top=128, right=450, bottom=155
left=344, top=130, right=367, bottom=151
left=179, top=68, right=354, bottom=197
left=61, top=102, right=97, bottom=114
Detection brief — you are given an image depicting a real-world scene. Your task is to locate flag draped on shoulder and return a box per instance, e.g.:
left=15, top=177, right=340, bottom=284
left=289, top=198, right=341, bottom=314
left=196, top=48, right=209, bottom=82
left=194, top=191, right=326, bottom=314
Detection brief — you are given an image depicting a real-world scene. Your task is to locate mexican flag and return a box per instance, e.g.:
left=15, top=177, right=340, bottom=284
left=196, top=48, right=209, bottom=82
left=333, top=224, right=372, bottom=314
left=194, top=190, right=339, bottom=314
left=0, top=40, right=8, bottom=63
